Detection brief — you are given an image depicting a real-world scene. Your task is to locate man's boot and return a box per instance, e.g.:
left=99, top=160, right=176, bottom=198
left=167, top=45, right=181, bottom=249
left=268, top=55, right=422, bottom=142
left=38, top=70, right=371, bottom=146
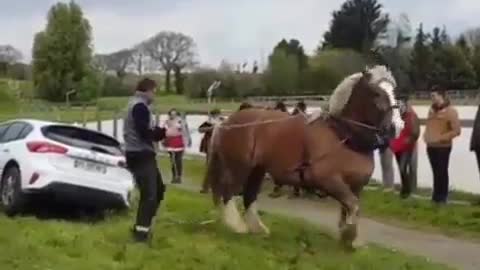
left=132, top=226, right=151, bottom=243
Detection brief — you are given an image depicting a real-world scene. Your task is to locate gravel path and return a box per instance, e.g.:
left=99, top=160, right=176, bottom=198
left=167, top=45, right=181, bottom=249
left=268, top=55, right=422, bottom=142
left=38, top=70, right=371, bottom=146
left=175, top=182, right=480, bottom=270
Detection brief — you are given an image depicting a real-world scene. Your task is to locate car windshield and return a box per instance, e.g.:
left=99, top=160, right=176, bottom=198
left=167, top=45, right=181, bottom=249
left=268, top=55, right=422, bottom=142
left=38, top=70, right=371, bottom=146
left=41, top=125, right=123, bottom=156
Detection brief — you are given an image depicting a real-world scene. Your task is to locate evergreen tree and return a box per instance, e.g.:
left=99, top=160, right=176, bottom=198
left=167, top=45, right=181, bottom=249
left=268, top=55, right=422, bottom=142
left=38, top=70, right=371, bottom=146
left=322, top=0, right=390, bottom=53
left=410, top=24, right=433, bottom=90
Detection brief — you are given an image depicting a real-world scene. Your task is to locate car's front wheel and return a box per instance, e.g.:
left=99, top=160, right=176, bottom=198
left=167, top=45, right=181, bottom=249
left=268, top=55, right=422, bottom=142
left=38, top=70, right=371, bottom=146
left=1, top=166, right=27, bottom=217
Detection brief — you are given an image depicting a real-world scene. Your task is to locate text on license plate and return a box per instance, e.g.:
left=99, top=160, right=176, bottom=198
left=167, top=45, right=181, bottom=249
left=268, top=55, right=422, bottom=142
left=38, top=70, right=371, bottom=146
left=74, top=159, right=107, bottom=174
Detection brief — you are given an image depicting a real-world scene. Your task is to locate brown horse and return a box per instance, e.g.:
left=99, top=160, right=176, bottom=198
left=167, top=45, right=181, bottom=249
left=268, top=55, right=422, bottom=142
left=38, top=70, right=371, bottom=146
left=205, top=65, right=403, bottom=249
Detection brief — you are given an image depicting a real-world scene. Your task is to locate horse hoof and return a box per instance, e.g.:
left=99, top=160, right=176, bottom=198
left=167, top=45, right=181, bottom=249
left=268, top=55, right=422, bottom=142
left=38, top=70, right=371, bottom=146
left=225, top=221, right=249, bottom=234
left=352, top=239, right=365, bottom=249
left=340, top=224, right=357, bottom=251
left=245, top=203, right=270, bottom=235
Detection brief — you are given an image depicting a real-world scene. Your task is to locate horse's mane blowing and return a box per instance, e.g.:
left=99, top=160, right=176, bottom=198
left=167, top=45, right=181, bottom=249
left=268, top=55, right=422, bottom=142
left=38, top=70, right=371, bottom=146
left=328, top=65, right=397, bottom=116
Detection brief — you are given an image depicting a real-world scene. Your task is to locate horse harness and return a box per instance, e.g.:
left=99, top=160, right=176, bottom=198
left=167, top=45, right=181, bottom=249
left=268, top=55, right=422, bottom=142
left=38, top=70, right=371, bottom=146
left=293, top=113, right=386, bottom=192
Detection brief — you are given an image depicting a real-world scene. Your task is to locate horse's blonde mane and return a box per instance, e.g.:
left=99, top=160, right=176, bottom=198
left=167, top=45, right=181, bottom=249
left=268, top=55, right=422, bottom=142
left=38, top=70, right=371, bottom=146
left=328, top=65, right=397, bottom=116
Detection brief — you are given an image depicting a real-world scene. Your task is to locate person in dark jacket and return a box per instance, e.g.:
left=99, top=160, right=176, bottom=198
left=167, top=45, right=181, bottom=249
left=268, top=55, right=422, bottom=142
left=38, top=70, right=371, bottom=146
left=123, top=78, right=166, bottom=243
left=389, top=96, right=420, bottom=198
left=470, top=105, right=480, bottom=178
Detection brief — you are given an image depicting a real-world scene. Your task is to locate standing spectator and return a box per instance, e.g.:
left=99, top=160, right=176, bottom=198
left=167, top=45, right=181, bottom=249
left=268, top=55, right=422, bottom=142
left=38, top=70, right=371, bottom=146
left=470, top=104, right=480, bottom=179
left=198, top=109, right=225, bottom=193
left=410, top=143, right=419, bottom=192
left=123, top=78, right=166, bottom=243
left=378, top=125, right=395, bottom=191
left=389, top=96, right=420, bottom=198
left=163, top=109, right=190, bottom=184
left=424, top=86, right=461, bottom=204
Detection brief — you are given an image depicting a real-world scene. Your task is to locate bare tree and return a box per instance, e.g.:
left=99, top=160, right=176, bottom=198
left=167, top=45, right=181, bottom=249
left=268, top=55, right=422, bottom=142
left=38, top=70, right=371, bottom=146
left=143, top=31, right=196, bottom=93
left=132, top=44, right=147, bottom=76
left=98, top=49, right=133, bottom=78
left=0, top=45, right=23, bottom=75
left=93, top=54, right=108, bottom=73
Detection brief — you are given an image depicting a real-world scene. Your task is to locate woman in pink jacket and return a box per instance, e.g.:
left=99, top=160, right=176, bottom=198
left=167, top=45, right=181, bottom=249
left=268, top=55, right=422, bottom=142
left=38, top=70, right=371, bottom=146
left=163, top=109, right=191, bottom=184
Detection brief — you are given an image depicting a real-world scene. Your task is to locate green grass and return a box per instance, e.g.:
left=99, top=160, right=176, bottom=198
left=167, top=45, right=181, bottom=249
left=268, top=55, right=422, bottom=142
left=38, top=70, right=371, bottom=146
left=98, top=95, right=241, bottom=113
left=0, top=189, right=451, bottom=269
left=360, top=190, right=480, bottom=240
left=0, top=79, right=241, bottom=123
left=172, top=157, right=480, bottom=241
left=368, top=181, right=480, bottom=204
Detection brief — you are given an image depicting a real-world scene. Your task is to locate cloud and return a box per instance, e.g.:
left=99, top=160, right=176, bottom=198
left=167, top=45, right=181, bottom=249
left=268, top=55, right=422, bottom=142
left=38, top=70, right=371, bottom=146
left=1, top=0, right=480, bottom=67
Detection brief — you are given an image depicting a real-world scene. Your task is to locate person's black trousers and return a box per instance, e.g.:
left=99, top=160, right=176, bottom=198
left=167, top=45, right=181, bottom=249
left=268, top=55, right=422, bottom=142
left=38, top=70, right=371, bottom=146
left=126, top=152, right=165, bottom=234
left=427, top=147, right=452, bottom=203
left=395, top=151, right=414, bottom=198
left=169, top=151, right=184, bottom=183
left=475, top=150, right=480, bottom=175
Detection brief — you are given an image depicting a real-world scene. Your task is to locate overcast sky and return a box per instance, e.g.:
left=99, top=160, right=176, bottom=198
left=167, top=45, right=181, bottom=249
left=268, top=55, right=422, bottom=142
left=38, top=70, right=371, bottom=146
left=1, top=0, right=480, bottom=67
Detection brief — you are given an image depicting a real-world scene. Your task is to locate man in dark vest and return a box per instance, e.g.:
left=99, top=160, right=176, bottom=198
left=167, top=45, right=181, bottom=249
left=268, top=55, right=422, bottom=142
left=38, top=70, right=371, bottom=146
left=124, top=78, right=166, bottom=243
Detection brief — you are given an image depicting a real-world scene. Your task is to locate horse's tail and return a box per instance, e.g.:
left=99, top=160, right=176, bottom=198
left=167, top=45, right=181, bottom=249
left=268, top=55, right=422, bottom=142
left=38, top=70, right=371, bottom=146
left=207, top=125, right=224, bottom=206
left=207, top=150, right=223, bottom=206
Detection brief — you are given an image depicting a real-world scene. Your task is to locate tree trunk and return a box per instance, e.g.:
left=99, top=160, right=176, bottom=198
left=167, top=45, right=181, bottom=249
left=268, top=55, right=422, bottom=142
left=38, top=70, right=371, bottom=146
left=137, top=54, right=143, bottom=76
left=174, top=66, right=184, bottom=95
left=165, top=69, right=172, bottom=93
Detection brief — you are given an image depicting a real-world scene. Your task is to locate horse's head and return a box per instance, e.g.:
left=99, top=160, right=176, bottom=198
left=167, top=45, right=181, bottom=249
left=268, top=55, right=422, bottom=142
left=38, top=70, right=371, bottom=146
left=329, top=65, right=404, bottom=137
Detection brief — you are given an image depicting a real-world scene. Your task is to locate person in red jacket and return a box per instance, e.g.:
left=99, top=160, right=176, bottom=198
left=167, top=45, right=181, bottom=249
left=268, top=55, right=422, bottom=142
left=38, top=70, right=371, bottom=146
left=389, top=95, right=420, bottom=199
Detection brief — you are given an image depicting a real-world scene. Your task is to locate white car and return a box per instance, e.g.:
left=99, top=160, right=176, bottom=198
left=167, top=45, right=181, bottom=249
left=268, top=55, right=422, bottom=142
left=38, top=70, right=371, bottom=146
left=0, top=119, right=134, bottom=216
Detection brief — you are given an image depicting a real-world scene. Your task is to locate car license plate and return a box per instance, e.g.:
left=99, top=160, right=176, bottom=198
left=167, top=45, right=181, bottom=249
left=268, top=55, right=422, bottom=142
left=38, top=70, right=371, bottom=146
left=74, top=159, right=107, bottom=174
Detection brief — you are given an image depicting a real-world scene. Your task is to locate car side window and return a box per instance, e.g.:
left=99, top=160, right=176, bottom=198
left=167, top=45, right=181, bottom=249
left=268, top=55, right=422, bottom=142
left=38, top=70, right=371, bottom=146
left=1, top=123, right=27, bottom=143
left=18, top=124, right=33, bottom=140
left=0, top=124, right=11, bottom=143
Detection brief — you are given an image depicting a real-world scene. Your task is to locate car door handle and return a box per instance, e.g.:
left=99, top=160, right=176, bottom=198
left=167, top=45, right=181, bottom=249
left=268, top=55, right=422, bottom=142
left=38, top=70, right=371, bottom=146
left=1, top=149, right=9, bottom=153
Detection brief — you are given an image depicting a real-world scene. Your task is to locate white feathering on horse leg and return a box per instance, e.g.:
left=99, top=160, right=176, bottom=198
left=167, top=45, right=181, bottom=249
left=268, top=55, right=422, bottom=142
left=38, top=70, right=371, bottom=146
left=346, top=204, right=359, bottom=225
left=244, top=201, right=270, bottom=235
left=223, top=199, right=248, bottom=234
